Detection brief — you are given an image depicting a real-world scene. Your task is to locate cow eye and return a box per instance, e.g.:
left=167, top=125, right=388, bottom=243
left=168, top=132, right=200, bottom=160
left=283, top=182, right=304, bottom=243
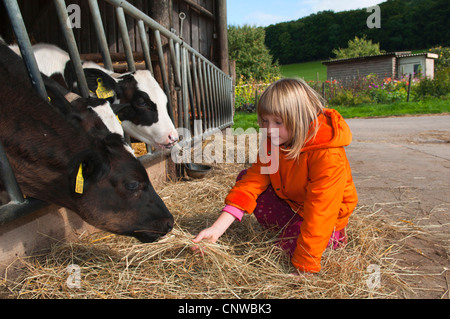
left=135, top=97, right=147, bottom=107
left=125, top=181, right=140, bottom=191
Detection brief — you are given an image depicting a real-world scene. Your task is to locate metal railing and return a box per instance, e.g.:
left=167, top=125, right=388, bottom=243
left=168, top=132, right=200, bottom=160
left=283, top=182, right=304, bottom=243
left=0, top=0, right=234, bottom=224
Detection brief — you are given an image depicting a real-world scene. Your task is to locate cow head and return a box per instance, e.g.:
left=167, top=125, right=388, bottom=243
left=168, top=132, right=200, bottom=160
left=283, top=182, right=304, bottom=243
left=84, top=68, right=179, bottom=149
left=48, top=79, right=173, bottom=242
left=68, top=133, right=174, bottom=243
left=44, top=74, right=129, bottom=151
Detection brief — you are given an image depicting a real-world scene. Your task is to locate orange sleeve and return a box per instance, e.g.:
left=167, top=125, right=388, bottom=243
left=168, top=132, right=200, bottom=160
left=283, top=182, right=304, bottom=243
left=225, top=154, right=271, bottom=214
left=291, top=148, right=347, bottom=273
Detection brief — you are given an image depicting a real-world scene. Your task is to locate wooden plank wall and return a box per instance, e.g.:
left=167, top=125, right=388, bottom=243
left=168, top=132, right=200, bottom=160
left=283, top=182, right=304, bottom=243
left=0, top=0, right=224, bottom=135
left=6, top=0, right=218, bottom=64
left=172, top=0, right=216, bottom=63
left=325, top=56, right=397, bottom=83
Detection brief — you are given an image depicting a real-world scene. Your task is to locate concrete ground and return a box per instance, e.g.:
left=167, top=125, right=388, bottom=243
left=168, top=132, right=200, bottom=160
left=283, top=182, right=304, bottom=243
left=346, top=114, right=449, bottom=298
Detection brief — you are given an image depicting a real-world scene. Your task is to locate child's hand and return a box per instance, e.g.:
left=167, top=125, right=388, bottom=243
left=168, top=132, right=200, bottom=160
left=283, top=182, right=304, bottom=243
left=191, top=211, right=236, bottom=254
left=192, top=227, right=220, bottom=244
left=191, top=227, right=221, bottom=254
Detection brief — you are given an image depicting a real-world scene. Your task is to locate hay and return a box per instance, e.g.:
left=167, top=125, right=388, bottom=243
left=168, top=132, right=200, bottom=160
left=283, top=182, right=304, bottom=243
left=131, top=143, right=148, bottom=157
left=0, top=134, right=420, bottom=299
left=1, top=203, right=412, bottom=298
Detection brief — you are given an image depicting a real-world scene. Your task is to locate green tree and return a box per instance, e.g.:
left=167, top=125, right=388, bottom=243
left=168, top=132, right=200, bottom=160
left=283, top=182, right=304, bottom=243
left=228, top=25, right=280, bottom=81
left=264, top=0, right=450, bottom=64
left=429, top=46, right=450, bottom=71
left=332, top=35, right=384, bottom=59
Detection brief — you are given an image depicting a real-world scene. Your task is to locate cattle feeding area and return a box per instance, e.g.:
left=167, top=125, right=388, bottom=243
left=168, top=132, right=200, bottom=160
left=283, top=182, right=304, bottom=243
left=16, top=43, right=179, bottom=150
left=0, top=40, right=173, bottom=244
left=0, top=133, right=434, bottom=299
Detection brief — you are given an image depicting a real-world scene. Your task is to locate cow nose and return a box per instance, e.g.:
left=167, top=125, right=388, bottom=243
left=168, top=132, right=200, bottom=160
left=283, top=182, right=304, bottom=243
left=168, top=130, right=179, bottom=142
left=164, top=217, right=174, bottom=232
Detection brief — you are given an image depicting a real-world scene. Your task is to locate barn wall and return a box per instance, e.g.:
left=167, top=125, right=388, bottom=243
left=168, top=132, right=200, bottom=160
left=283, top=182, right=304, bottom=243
left=1, top=0, right=219, bottom=66
left=0, top=0, right=224, bottom=134
left=172, top=0, right=218, bottom=63
left=325, top=56, right=397, bottom=83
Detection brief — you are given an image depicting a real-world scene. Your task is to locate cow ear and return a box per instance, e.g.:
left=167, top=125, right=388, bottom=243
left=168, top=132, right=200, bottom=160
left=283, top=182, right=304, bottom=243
left=116, top=75, right=137, bottom=102
left=102, top=133, right=128, bottom=152
left=70, top=150, right=109, bottom=194
left=63, top=61, right=78, bottom=92
left=83, top=68, right=117, bottom=100
left=82, top=151, right=109, bottom=182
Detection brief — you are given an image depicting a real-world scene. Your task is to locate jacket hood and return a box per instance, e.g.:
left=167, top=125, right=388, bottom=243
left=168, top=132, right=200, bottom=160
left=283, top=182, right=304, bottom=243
left=301, top=108, right=352, bottom=151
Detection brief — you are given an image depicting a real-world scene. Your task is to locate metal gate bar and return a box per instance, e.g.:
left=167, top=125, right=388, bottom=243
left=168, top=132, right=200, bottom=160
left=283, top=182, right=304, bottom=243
left=1, top=0, right=50, bottom=223
left=154, top=30, right=173, bottom=123
left=87, top=0, right=114, bottom=71
left=103, top=0, right=234, bottom=135
left=2, top=0, right=47, bottom=99
left=54, top=0, right=90, bottom=98
left=137, top=20, right=153, bottom=75
left=116, top=6, right=135, bottom=73
left=0, top=139, right=47, bottom=226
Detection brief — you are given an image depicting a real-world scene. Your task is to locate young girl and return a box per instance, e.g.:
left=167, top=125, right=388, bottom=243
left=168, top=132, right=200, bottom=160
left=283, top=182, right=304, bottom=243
left=192, top=78, right=358, bottom=273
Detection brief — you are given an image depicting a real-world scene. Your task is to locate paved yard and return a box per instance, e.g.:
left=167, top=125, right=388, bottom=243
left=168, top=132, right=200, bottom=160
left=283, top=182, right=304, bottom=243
left=346, top=114, right=450, bottom=298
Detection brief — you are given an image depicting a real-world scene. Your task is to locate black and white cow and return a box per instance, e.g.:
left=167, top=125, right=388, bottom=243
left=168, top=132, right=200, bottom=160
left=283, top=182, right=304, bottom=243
left=29, top=43, right=178, bottom=149
left=0, top=41, right=173, bottom=243
left=8, top=44, right=126, bottom=141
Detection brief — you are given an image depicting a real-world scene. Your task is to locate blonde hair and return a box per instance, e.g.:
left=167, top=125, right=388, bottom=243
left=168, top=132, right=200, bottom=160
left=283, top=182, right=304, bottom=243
left=257, top=78, right=324, bottom=160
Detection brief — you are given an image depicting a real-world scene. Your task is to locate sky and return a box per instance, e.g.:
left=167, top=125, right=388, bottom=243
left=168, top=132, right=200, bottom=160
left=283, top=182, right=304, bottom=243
left=227, top=0, right=385, bottom=27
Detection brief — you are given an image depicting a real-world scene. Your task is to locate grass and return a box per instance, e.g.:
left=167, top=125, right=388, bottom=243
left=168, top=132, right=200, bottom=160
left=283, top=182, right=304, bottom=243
left=232, top=112, right=258, bottom=130
left=330, top=98, right=450, bottom=118
left=280, top=61, right=327, bottom=81
left=233, top=98, right=450, bottom=130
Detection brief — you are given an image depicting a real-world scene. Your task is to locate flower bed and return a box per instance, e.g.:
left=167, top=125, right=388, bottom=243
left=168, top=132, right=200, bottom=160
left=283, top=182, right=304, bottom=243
left=235, top=67, right=448, bottom=110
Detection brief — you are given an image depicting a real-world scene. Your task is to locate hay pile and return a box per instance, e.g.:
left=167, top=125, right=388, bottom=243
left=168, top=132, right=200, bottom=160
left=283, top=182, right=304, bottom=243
left=0, top=134, right=416, bottom=299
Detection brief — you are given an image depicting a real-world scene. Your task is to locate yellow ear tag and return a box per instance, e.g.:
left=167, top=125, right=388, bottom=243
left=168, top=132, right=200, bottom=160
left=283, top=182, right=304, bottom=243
left=95, top=78, right=115, bottom=99
left=75, top=164, right=84, bottom=194
left=116, top=115, right=122, bottom=124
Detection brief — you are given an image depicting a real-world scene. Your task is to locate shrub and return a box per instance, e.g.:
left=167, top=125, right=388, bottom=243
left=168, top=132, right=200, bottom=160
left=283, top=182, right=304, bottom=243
left=370, top=87, right=408, bottom=103
left=329, top=90, right=355, bottom=106
left=329, top=90, right=372, bottom=106
left=228, top=25, right=281, bottom=81
left=413, top=67, right=450, bottom=99
left=234, top=67, right=446, bottom=110
left=429, top=46, right=450, bottom=72
left=234, top=76, right=276, bottom=111
left=332, top=35, right=384, bottom=59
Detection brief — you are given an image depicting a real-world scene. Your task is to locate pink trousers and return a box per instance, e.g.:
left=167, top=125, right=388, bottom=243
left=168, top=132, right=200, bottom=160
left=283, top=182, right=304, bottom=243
left=237, top=170, right=347, bottom=255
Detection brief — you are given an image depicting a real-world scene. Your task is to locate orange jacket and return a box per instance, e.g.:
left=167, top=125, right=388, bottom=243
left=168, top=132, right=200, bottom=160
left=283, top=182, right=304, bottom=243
left=225, top=108, right=358, bottom=272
